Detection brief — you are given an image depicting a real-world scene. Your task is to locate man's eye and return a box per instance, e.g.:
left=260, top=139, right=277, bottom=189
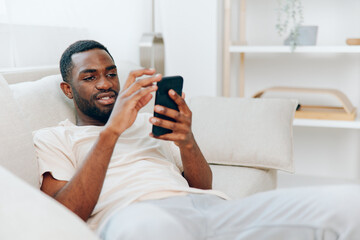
left=107, top=73, right=117, bottom=78
left=83, top=76, right=95, bottom=81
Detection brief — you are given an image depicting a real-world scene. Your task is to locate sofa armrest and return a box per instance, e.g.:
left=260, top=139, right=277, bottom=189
left=0, top=166, right=99, bottom=239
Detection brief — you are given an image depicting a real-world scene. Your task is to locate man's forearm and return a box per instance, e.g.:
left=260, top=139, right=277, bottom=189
left=180, top=140, right=212, bottom=190
left=53, top=128, right=118, bottom=221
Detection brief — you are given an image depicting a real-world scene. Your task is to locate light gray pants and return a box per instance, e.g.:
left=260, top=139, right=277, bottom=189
left=100, top=185, right=360, bottom=240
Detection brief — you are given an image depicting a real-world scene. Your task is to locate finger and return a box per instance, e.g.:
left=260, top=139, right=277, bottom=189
left=150, top=117, right=188, bottom=133
left=136, top=93, right=153, bottom=110
left=142, top=80, right=157, bottom=88
left=154, top=105, right=189, bottom=124
left=124, top=74, right=162, bottom=97
left=150, top=132, right=185, bottom=142
left=123, top=68, right=156, bottom=90
left=168, top=90, right=191, bottom=114
left=150, top=132, right=171, bottom=140
left=182, top=92, right=185, bottom=99
left=130, top=85, right=158, bottom=103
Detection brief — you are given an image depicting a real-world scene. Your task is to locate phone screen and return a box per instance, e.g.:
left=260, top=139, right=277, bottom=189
left=152, top=76, right=183, bottom=136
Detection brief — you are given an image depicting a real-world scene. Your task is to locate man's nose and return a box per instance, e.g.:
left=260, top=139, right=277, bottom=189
left=95, top=75, right=113, bottom=90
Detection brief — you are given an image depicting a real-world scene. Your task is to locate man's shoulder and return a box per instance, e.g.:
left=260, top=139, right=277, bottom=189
left=32, top=119, right=74, bottom=142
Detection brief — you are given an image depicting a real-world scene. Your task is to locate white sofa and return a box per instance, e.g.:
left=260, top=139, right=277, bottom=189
left=0, top=62, right=296, bottom=239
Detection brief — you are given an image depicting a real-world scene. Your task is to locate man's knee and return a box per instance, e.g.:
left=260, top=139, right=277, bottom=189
left=101, top=203, right=193, bottom=240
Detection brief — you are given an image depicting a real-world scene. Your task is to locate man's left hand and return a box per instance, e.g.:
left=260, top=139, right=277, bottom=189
left=149, top=89, right=194, bottom=149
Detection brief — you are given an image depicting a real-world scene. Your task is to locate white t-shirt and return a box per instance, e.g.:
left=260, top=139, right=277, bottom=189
left=33, top=113, right=228, bottom=231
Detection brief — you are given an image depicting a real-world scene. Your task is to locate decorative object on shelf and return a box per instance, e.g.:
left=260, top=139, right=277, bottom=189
left=284, top=25, right=318, bottom=46
left=253, top=87, right=356, bottom=121
left=346, top=38, right=360, bottom=45
left=139, top=0, right=165, bottom=75
left=276, top=0, right=304, bottom=50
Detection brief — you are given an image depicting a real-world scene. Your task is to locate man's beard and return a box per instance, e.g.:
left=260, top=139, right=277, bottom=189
left=72, top=88, right=118, bottom=124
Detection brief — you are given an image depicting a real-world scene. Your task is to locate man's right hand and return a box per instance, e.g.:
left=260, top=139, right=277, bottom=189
left=104, top=69, right=161, bottom=137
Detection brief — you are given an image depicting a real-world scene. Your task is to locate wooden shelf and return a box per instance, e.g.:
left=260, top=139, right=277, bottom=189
left=229, top=45, right=360, bottom=53
left=293, top=118, right=360, bottom=129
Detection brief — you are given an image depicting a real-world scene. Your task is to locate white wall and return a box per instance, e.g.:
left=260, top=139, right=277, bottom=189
left=244, top=0, right=360, bottom=46
left=156, top=0, right=219, bottom=98
left=3, top=0, right=152, bottom=66
left=1, top=0, right=219, bottom=98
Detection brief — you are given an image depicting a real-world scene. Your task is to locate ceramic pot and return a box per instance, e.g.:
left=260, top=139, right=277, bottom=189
left=284, top=26, right=318, bottom=46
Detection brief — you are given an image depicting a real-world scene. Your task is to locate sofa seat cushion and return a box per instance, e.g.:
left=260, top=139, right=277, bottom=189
left=0, top=166, right=99, bottom=240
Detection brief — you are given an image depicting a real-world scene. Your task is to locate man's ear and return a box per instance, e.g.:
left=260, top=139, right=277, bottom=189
left=60, top=81, right=73, bottom=99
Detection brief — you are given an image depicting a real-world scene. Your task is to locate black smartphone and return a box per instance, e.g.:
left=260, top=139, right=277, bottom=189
left=152, top=76, right=184, bottom=136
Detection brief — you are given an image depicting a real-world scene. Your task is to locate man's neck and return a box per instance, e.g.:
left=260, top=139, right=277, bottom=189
left=76, top=113, right=106, bottom=126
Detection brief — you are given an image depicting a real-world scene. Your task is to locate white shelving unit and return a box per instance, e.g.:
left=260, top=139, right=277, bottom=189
left=222, top=0, right=360, bottom=129
left=229, top=45, right=360, bottom=129
left=222, top=0, right=360, bottom=186
left=229, top=46, right=360, bottom=53
left=293, top=119, right=360, bottom=130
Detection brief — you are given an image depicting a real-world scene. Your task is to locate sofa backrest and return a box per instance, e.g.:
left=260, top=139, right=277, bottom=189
left=1, top=66, right=60, bottom=84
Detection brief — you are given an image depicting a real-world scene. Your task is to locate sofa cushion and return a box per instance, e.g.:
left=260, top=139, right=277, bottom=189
left=0, top=166, right=99, bottom=240
left=10, top=74, right=76, bottom=131
left=189, top=97, right=297, bottom=172
left=0, top=75, right=38, bottom=186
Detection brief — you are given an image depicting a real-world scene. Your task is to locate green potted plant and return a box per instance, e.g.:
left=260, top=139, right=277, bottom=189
left=275, top=0, right=304, bottom=50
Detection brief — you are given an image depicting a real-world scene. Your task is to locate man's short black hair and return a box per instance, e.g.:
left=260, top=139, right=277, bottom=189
left=60, top=40, right=114, bottom=83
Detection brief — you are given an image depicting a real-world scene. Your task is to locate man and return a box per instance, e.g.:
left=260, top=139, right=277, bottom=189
left=34, top=40, right=360, bottom=240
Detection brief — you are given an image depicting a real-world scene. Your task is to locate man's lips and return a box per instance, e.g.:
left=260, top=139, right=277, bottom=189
left=95, top=91, right=117, bottom=106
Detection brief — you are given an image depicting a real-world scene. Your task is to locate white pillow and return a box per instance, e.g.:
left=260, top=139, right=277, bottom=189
left=0, top=166, right=99, bottom=240
left=10, top=74, right=76, bottom=131
left=188, top=97, right=297, bottom=172
left=0, top=75, right=38, bottom=186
